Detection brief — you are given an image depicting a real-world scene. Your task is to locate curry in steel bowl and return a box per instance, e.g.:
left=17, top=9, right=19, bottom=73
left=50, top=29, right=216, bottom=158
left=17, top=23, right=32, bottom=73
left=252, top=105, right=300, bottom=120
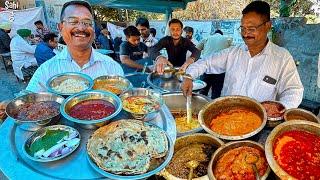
left=93, top=75, right=132, bottom=95
left=160, top=133, right=224, bottom=180
left=209, top=141, right=270, bottom=180
left=265, top=120, right=320, bottom=180
left=163, top=92, right=210, bottom=136
left=171, top=110, right=200, bottom=133
left=199, top=96, right=267, bottom=140
left=6, top=93, right=63, bottom=122
left=120, top=88, right=163, bottom=120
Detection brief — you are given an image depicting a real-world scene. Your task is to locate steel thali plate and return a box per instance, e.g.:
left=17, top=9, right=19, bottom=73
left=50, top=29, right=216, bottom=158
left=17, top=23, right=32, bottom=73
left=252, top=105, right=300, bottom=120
left=0, top=105, right=176, bottom=179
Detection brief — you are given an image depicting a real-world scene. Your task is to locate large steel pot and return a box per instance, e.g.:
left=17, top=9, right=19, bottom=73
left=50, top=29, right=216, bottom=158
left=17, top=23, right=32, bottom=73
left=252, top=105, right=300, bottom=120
left=163, top=92, right=211, bottom=137
left=198, top=95, right=267, bottom=140
left=265, top=120, right=320, bottom=179
left=208, top=140, right=271, bottom=180
left=160, top=133, right=224, bottom=180
left=284, top=108, right=320, bottom=123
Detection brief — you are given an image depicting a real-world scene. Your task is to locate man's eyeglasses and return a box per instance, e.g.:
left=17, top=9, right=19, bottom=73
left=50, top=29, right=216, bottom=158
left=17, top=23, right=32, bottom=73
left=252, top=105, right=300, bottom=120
left=238, top=21, right=269, bottom=34
left=62, top=17, right=94, bottom=27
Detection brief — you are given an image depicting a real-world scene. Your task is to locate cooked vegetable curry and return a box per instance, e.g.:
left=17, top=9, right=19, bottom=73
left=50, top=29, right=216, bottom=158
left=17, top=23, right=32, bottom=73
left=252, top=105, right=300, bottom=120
left=214, top=146, right=268, bottom=180
left=210, top=108, right=262, bottom=136
left=273, top=130, right=320, bottom=180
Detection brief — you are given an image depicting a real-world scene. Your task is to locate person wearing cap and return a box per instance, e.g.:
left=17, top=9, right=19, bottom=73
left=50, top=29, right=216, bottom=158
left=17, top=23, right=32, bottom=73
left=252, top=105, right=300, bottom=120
left=26, top=0, right=123, bottom=92
left=0, top=22, right=12, bottom=54
left=10, top=29, right=38, bottom=80
left=181, top=1, right=303, bottom=109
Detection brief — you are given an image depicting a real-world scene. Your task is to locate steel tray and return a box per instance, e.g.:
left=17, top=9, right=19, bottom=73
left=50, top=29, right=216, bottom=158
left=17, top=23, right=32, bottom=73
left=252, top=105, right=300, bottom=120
left=0, top=105, right=176, bottom=179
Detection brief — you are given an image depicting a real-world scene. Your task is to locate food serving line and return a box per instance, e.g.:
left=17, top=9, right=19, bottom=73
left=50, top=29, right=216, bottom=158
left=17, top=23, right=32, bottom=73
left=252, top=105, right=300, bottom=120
left=0, top=71, right=319, bottom=180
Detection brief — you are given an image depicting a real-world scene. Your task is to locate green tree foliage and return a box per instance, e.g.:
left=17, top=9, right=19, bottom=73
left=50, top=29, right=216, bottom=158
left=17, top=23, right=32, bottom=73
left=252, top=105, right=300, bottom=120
left=92, top=6, right=164, bottom=22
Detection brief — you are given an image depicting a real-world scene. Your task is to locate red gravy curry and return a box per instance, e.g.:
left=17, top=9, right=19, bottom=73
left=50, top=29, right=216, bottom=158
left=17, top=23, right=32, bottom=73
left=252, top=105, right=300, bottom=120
left=273, top=130, right=320, bottom=180
left=69, top=99, right=115, bottom=120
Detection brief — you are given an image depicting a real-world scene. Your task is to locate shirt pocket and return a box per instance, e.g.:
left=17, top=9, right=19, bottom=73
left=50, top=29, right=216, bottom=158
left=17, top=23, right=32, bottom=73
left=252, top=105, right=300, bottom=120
left=253, top=80, right=277, bottom=102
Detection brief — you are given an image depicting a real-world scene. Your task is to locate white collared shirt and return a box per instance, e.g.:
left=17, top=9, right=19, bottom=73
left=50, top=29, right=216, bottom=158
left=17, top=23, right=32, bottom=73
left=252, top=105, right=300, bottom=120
left=186, top=41, right=304, bottom=108
left=141, top=34, right=158, bottom=47
left=10, top=35, right=38, bottom=80
left=26, top=47, right=124, bottom=92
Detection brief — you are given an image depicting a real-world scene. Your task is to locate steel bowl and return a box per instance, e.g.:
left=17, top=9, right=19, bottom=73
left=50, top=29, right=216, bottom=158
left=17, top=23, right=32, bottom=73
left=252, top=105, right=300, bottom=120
left=147, top=73, right=207, bottom=93
left=120, top=88, right=164, bottom=121
left=160, top=133, right=224, bottom=180
left=208, top=140, right=271, bottom=180
left=208, top=141, right=270, bottom=180
left=265, top=120, right=320, bottom=179
left=5, top=92, right=64, bottom=131
left=261, top=101, right=286, bottom=128
left=163, top=92, right=210, bottom=137
left=87, top=120, right=174, bottom=180
left=175, top=70, right=185, bottom=82
left=198, top=95, right=267, bottom=140
left=60, top=90, right=122, bottom=129
left=162, top=67, right=176, bottom=79
left=23, top=125, right=81, bottom=162
left=93, top=75, right=133, bottom=95
left=46, top=72, right=94, bottom=97
left=284, top=108, right=320, bottom=123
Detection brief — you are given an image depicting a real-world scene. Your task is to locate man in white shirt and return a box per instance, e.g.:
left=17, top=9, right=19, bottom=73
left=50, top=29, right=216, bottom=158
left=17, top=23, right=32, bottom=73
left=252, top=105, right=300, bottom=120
left=182, top=1, right=304, bottom=109
left=26, top=0, right=123, bottom=92
left=135, top=17, right=158, bottom=48
left=197, top=30, right=232, bottom=58
left=196, top=30, right=232, bottom=99
left=10, top=29, right=38, bottom=80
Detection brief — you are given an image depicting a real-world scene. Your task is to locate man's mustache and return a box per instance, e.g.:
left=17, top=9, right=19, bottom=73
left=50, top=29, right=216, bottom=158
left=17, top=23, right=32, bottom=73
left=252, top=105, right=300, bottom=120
left=71, top=31, right=91, bottom=37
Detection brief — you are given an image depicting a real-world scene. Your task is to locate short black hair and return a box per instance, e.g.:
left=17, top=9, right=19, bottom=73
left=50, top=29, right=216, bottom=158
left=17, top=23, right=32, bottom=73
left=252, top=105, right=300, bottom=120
left=135, top=17, right=150, bottom=29
left=60, top=1, right=93, bottom=21
left=150, top=28, right=156, bottom=37
left=59, top=36, right=66, bottom=45
left=123, top=26, right=141, bottom=37
left=214, top=29, right=223, bottom=35
left=101, top=23, right=107, bottom=29
left=34, top=20, right=43, bottom=26
left=43, top=33, right=58, bottom=43
left=183, top=26, right=193, bottom=34
left=169, top=19, right=183, bottom=28
left=242, top=1, right=270, bottom=22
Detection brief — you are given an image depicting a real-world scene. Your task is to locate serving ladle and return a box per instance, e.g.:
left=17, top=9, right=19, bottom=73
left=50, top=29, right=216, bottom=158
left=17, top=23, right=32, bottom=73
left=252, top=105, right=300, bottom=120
left=245, top=153, right=261, bottom=180
left=187, top=160, right=199, bottom=180
left=186, top=95, right=192, bottom=124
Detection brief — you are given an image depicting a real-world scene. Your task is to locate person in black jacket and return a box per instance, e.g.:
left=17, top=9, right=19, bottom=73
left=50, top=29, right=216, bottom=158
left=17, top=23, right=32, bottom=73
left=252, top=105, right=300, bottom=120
left=150, top=19, right=200, bottom=74
left=0, top=22, right=12, bottom=54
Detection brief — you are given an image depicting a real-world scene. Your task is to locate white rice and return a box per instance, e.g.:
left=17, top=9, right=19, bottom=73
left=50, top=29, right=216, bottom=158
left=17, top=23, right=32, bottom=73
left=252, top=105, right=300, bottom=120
left=53, top=79, right=88, bottom=94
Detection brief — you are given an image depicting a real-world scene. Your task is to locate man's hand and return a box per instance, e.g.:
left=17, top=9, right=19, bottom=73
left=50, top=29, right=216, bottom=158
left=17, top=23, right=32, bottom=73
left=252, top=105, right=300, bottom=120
left=180, top=57, right=195, bottom=72
left=181, top=78, right=193, bottom=97
left=154, top=56, right=172, bottom=75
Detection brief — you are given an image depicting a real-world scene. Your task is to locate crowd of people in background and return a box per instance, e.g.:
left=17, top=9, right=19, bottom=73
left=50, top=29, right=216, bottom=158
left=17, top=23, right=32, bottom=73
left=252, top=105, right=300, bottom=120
left=0, top=0, right=315, bottom=111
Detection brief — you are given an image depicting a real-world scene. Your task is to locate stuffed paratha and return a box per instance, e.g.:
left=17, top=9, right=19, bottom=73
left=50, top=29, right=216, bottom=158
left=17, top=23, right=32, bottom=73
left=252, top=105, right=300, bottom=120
left=87, top=119, right=168, bottom=175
